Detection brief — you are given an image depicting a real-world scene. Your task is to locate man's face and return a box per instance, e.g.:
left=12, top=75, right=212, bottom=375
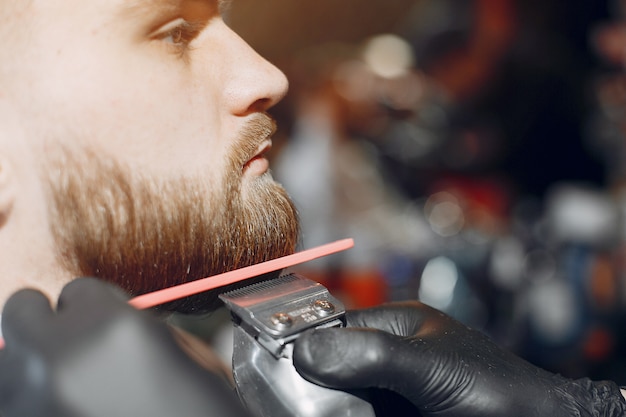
left=9, top=0, right=299, bottom=311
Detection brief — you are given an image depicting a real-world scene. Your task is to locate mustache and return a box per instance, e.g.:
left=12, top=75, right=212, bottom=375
left=232, top=113, right=277, bottom=168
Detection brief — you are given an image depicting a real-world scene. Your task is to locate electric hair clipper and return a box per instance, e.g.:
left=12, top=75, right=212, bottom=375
left=219, top=273, right=376, bottom=417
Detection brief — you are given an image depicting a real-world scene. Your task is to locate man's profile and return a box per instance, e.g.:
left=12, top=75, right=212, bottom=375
left=0, top=0, right=299, bottom=311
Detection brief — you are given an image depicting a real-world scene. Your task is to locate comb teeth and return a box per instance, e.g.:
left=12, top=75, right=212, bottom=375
left=221, top=274, right=299, bottom=299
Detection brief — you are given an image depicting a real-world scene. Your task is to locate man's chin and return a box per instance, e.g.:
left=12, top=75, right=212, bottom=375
left=241, top=169, right=276, bottom=190
left=46, top=145, right=299, bottom=315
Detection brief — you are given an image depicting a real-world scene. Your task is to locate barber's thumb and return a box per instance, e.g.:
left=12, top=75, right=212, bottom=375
left=293, top=327, right=400, bottom=390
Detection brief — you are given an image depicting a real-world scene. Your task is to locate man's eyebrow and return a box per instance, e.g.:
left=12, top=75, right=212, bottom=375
left=121, top=0, right=228, bottom=19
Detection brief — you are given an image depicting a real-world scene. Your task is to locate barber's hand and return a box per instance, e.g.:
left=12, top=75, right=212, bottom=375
left=293, top=301, right=626, bottom=417
left=0, top=277, right=251, bottom=417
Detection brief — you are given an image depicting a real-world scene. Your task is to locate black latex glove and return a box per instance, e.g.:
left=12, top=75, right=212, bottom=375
left=293, top=301, right=626, bottom=417
left=0, top=277, right=251, bottom=417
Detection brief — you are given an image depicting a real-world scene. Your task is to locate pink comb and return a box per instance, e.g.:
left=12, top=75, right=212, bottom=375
left=130, top=238, right=353, bottom=309
left=0, top=238, right=354, bottom=349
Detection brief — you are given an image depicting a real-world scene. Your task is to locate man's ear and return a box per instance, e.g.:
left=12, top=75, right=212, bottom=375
left=0, top=154, right=16, bottom=226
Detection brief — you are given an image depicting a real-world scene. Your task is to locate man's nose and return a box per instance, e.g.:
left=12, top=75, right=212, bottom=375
left=214, top=21, right=289, bottom=116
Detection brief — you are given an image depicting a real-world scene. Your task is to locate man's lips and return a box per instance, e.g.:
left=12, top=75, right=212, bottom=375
left=243, top=141, right=272, bottom=175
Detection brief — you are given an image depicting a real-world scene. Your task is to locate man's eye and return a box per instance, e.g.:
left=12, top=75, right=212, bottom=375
left=164, top=23, right=195, bottom=45
left=164, top=25, right=186, bottom=44
left=152, top=18, right=201, bottom=48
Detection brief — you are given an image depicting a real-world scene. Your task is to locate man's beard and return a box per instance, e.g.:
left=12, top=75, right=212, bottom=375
left=44, top=114, right=299, bottom=313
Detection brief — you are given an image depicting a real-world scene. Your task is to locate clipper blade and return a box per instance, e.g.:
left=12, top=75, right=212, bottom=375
left=219, top=273, right=345, bottom=340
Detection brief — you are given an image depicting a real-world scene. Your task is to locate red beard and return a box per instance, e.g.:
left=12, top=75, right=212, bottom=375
left=46, top=114, right=299, bottom=313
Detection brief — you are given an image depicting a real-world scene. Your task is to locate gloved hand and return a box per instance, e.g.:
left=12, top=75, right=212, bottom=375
left=293, top=301, right=626, bottom=417
left=0, top=277, right=251, bottom=417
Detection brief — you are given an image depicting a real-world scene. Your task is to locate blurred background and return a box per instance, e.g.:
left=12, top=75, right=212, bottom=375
left=216, top=0, right=626, bottom=383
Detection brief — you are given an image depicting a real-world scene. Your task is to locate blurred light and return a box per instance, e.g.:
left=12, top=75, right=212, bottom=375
left=547, top=185, right=619, bottom=246
left=362, top=34, right=415, bottom=79
left=419, top=256, right=458, bottom=310
left=527, top=279, right=578, bottom=345
left=424, top=192, right=464, bottom=237
left=489, top=237, right=525, bottom=290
